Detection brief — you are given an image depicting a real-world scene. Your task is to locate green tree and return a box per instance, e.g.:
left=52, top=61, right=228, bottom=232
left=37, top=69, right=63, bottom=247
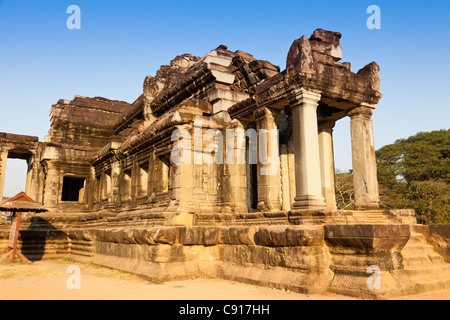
left=376, top=129, right=450, bottom=224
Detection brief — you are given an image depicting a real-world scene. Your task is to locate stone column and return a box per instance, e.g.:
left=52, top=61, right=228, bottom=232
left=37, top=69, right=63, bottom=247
left=87, top=166, right=97, bottom=208
left=26, top=155, right=43, bottom=203
left=254, top=107, right=281, bottom=211
left=43, top=161, right=60, bottom=208
left=349, top=104, right=380, bottom=209
left=287, top=138, right=296, bottom=207
left=224, top=119, right=248, bottom=213
left=280, top=143, right=291, bottom=211
left=0, top=149, right=8, bottom=199
left=111, top=160, right=121, bottom=205
left=289, top=89, right=326, bottom=209
left=318, top=120, right=337, bottom=209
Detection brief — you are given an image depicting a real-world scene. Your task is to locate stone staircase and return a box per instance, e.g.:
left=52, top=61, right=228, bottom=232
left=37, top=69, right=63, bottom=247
left=328, top=210, right=394, bottom=224
left=401, top=226, right=450, bottom=294
left=350, top=210, right=394, bottom=224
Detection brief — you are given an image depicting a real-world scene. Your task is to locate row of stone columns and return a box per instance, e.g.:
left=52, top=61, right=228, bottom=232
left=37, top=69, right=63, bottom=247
left=289, top=88, right=380, bottom=210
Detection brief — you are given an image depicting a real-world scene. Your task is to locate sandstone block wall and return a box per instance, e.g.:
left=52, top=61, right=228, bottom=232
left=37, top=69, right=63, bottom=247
left=3, top=221, right=449, bottom=299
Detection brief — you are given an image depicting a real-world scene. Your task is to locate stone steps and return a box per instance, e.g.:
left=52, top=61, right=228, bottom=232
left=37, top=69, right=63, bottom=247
left=402, top=243, right=440, bottom=255
left=413, top=275, right=450, bottom=294
left=403, top=263, right=450, bottom=278
left=348, top=211, right=394, bottom=224
left=339, top=214, right=393, bottom=224
left=402, top=231, right=443, bottom=266
left=406, top=232, right=427, bottom=244
left=324, top=210, right=397, bottom=225
left=403, top=253, right=444, bottom=266
left=401, top=228, right=450, bottom=294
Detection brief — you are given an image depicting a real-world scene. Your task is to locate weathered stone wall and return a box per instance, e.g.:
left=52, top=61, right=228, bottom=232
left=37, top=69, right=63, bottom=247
left=53, top=225, right=333, bottom=294
left=4, top=220, right=448, bottom=299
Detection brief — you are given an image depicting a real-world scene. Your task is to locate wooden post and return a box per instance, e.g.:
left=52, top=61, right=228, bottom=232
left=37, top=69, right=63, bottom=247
left=0, top=191, right=46, bottom=264
left=0, top=211, right=32, bottom=264
left=10, top=212, right=20, bottom=263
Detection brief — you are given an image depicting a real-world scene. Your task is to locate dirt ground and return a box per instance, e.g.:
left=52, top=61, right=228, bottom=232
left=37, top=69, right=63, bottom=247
left=0, top=259, right=449, bottom=300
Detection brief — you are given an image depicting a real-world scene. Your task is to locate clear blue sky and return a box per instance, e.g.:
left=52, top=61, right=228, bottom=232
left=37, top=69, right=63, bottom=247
left=1, top=0, right=449, bottom=196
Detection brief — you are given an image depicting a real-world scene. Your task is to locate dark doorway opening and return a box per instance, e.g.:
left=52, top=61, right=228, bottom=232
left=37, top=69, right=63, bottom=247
left=61, top=177, right=85, bottom=202
left=250, top=163, right=258, bottom=210
left=246, top=128, right=258, bottom=212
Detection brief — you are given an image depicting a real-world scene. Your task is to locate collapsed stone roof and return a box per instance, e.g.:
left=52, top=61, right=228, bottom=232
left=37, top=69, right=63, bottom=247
left=51, top=96, right=131, bottom=129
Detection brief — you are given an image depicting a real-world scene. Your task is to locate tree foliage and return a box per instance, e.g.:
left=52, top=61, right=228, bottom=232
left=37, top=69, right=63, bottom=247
left=335, top=169, right=355, bottom=210
left=375, top=129, right=450, bottom=224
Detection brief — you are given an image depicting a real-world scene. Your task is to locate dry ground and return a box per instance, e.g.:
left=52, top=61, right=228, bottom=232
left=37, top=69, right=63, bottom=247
left=0, top=259, right=449, bottom=300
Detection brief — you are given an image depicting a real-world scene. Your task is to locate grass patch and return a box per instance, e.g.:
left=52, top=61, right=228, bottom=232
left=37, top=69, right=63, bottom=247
left=0, top=261, right=57, bottom=279
left=84, top=263, right=143, bottom=282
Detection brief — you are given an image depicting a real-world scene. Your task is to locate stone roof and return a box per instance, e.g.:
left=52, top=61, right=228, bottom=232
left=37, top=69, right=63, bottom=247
left=50, top=96, right=131, bottom=129
left=0, top=192, right=47, bottom=212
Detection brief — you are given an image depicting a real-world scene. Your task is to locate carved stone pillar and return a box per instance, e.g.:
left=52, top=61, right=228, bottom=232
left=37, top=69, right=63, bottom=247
left=349, top=104, right=380, bottom=209
left=318, top=120, right=337, bottom=209
left=0, top=149, right=8, bottom=199
left=111, top=160, right=121, bottom=204
left=43, top=161, right=60, bottom=208
left=25, top=161, right=32, bottom=196
left=224, top=119, right=248, bottom=213
left=280, top=143, right=291, bottom=211
left=287, top=138, right=296, bottom=208
left=289, top=89, right=326, bottom=209
left=26, top=155, right=43, bottom=203
left=254, top=107, right=281, bottom=211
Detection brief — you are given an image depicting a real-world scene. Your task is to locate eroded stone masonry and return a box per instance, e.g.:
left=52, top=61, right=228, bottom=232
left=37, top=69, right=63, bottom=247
left=1, top=29, right=449, bottom=299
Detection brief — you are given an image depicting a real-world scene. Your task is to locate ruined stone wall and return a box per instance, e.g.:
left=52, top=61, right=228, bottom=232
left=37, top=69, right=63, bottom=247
left=4, top=217, right=446, bottom=299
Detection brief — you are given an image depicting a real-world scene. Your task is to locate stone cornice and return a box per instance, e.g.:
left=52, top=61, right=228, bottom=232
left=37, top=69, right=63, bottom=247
left=91, top=142, right=122, bottom=166
left=228, top=97, right=257, bottom=120
left=113, top=95, right=144, bottom=134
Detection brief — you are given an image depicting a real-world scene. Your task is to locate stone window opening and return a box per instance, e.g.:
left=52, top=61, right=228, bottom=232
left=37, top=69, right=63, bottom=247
left=246, top=134, right=258, bottom=212
left=61, top=176, right=86, bottom=202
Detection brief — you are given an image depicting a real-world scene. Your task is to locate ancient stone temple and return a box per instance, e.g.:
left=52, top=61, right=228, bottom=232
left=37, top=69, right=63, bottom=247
left=1, top=29, right=449, bottom=299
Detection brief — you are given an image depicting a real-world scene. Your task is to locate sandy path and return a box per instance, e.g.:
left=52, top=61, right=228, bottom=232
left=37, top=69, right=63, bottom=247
left=0, top=260, right=449, bottom=300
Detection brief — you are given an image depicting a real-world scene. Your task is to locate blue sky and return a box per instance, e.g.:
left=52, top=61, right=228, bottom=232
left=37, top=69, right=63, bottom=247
left=0, top=0, right=449, bottom=196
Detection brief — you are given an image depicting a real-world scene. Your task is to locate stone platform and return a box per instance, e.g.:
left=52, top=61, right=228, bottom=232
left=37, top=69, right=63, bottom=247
left=1, top=211, right=449, bottom=300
